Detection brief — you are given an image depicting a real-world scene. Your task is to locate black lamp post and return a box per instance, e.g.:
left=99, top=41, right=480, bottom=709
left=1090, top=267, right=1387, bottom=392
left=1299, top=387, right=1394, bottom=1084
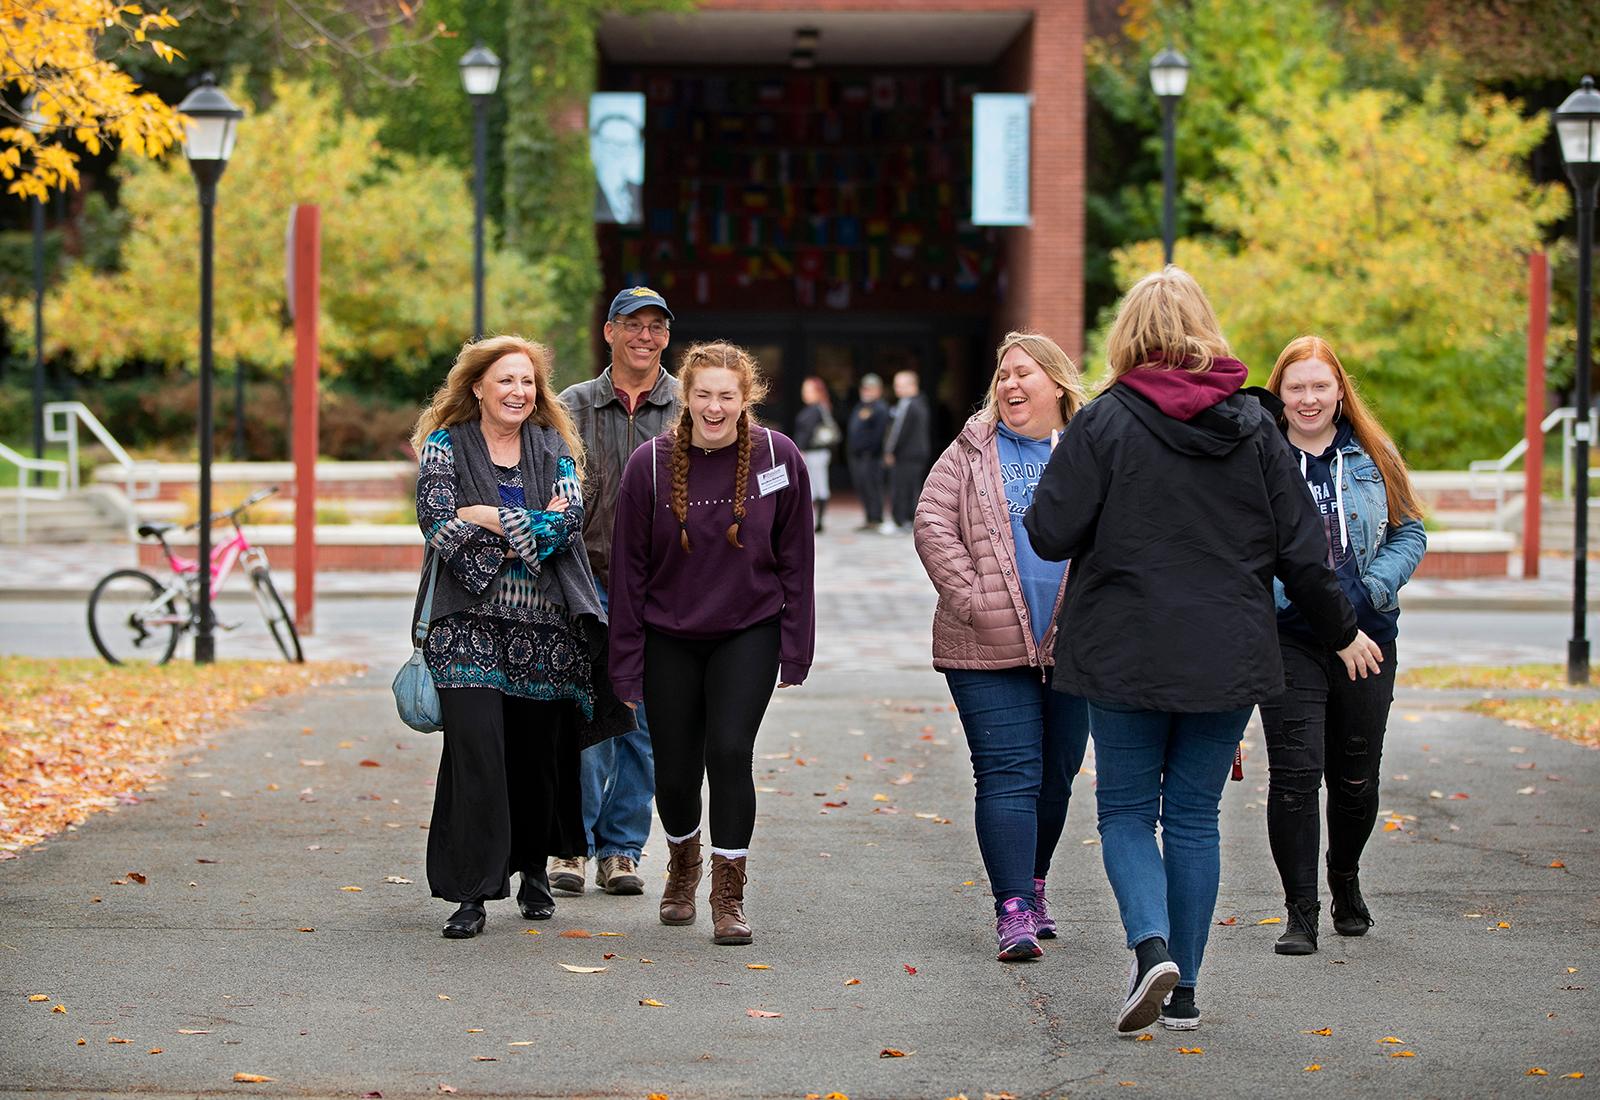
left=460, top=44, right=502, bottom=339
left=23, top=95, right=46, bottom=486
left=1149, top=47, right=1189, bottom=267
left=1557, top=75, right=1600, bottom=685
left=177, top=73, right=244, bottom=665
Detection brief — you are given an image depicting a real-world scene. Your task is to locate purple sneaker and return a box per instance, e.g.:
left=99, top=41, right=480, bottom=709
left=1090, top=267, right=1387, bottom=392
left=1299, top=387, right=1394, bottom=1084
left=1033, top=877, right=1057, bottom=939
left=996, top=897, right=1043, bottom=962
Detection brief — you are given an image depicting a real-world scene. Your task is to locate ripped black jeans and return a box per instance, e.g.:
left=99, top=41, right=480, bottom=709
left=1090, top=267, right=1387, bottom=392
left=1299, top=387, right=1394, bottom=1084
left=1258, top=634, right=1398, bottom=901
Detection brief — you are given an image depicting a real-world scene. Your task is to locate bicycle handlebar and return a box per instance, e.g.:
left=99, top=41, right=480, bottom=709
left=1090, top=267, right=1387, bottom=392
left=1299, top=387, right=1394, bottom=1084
left=184, top=485, right=279, bottom=531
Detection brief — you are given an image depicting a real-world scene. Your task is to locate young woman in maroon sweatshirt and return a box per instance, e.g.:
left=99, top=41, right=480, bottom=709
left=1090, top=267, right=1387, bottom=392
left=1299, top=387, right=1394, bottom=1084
left=608, top=341, right=815, bottom=946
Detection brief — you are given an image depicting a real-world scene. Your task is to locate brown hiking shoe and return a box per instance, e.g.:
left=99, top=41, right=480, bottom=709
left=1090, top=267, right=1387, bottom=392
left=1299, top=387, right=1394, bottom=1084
left=596, top=855, right=645, bottom=896
left=659, top=835, right=702, bottom=926
left=709, top=853, right=752, bottom=946
left=547, top=855, right=586, bottom=894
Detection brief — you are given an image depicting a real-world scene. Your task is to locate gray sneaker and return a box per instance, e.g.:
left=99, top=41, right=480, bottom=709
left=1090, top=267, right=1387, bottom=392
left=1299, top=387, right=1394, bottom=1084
left=547, top=855, right=586, bottom=894
left=596, top=855, right=645, bottom=896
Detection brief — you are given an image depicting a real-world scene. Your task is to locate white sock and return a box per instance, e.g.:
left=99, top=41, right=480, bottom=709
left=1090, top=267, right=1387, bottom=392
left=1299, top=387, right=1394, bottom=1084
left=666, top=829, right=701, bottom=845
left=711, top=846, right=749, bottom=860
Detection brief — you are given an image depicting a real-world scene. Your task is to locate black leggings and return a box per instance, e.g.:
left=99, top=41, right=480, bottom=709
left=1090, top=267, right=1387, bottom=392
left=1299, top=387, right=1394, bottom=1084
left=1258, top=635, right=1399, bottom=901
left=643, top=621, right=781, bottom=849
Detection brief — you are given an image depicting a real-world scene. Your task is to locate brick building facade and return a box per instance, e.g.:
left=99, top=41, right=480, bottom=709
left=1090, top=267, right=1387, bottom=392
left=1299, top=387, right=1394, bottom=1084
left=594, top=2, right=1085, bottom=441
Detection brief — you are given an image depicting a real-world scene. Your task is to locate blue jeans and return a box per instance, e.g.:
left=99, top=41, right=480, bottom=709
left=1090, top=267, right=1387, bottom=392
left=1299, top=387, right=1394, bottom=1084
left=581, top=581, right=655, bottom=861
left=945, top=668, right=1090, bottom=913
left=1089, top=703, right=1252, bottom=988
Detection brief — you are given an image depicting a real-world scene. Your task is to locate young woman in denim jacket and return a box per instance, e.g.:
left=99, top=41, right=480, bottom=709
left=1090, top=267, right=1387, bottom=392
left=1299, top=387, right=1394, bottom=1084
left=1259, top=335, right=1427, bottom=956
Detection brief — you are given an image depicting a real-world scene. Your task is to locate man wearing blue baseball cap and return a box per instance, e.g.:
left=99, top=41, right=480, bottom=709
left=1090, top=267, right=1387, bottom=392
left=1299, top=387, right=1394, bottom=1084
left=555, top=286, right=681, bottom=897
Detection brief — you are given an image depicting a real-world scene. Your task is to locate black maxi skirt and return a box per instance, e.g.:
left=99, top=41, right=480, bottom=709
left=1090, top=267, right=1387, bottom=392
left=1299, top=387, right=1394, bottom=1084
left=427, top=687, right=585, bottom=902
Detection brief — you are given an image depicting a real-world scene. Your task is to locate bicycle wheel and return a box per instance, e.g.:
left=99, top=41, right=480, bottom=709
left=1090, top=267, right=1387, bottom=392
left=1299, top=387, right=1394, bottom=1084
left=87, top=569, right=184, bottom=666
left=250, top=568, right=303, bottom=663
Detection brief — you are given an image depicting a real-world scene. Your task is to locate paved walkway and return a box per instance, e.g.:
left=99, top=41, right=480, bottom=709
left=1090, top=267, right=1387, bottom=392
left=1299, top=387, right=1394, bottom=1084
left=2, top=503, right=1596, bottom=1097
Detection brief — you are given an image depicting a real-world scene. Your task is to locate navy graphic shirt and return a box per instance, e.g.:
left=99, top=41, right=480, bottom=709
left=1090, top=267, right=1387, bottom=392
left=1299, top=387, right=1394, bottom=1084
left=1278, top=420, right=1399, bottom=645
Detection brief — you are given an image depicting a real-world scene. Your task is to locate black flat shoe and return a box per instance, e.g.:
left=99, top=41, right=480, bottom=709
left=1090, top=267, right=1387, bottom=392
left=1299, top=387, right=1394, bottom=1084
left=443, top=901, right=486, bottom=938
left=518, top=868, right=555, bottom=920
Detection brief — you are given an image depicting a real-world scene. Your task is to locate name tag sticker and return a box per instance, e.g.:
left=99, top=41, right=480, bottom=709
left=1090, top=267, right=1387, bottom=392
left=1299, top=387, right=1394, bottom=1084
left=757, top=464, right=790, bottom=496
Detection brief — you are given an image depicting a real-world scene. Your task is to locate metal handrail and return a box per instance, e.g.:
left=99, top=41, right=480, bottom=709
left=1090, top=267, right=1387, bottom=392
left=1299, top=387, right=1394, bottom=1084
left=43, top=400, right=161, bottom=501
left=1468, top=406, right=1597, bottom=515
left=0, top=441, right=69, bottom=543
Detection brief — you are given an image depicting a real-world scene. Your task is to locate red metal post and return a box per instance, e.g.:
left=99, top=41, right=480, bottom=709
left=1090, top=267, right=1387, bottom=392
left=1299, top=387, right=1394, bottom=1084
left=1524, top=251, right=1548, bottom=579
left=292, top=205, right=321, bottom=632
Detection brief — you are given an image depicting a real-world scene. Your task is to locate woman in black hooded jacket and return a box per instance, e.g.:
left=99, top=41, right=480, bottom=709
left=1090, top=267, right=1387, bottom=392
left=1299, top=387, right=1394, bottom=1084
left=1023, top=266, right=1382, bottom=1035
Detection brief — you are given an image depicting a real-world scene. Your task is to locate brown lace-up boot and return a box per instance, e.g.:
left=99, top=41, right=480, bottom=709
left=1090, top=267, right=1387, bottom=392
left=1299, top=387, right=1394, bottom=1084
left=709, top=853, right=752, bottom=946
left=659, top=834, right=703, bottom=926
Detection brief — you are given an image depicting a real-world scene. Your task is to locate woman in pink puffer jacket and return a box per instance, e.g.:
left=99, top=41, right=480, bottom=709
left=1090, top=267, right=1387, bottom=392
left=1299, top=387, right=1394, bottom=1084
left=913, top=331, right=1089, bottom=963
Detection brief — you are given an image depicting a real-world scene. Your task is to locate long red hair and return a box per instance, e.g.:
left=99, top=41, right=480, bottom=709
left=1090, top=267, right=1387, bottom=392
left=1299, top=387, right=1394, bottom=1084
left=1266, top=336, right=1424, bottom=527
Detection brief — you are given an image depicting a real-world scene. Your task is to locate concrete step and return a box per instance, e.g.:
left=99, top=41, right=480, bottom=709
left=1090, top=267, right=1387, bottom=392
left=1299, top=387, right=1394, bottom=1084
left=0, top=488, right=131, bottom=543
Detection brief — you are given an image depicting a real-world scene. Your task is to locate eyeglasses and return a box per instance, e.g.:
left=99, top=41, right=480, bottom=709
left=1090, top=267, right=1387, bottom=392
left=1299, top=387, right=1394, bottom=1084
left=617, top=319, right=669, bottom=338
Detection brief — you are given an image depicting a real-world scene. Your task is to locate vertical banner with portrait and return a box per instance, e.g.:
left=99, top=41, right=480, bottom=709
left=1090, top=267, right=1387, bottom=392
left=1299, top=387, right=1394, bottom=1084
left=590, top=92, right=646, bottom=225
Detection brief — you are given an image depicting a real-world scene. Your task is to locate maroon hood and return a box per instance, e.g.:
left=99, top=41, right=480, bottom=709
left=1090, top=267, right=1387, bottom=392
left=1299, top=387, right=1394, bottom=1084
left=1117, top=357, right=1249, bottom=421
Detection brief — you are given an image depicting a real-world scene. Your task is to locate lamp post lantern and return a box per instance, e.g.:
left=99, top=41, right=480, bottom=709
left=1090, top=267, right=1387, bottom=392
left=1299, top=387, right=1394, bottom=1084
left=1149, top=47, right=1189, bottom=267
left=460, top=44, right=502, bottom=339
left=177, top=73, right=244, bottom=665
left=1556, top=75, right=1600, bottom=684
left=23, top=96, right=46, bottom=485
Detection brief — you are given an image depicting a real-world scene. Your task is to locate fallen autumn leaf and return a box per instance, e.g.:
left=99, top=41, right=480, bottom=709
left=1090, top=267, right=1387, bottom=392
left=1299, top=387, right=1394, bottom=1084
left=232, top=1072, right=274, bottom=1082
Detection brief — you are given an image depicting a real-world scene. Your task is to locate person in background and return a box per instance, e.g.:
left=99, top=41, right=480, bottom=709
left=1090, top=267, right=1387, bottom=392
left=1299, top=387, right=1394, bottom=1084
left=914, top=332, right=1090, bottom=962
left=1024, top=267, right=1380, bottom=1033
left=846, top=373, right=890, bottom=531
left=410, top=334, right=633, bottom=939
left=793, top=376, right=841, bottom=533
left=554, top=286, right=682, bottom=898
left=882, top=368, right=932, bottom=534
left=1258, top=335, right=1427, bottom=956
left=608, top=341, right=816, bottom=946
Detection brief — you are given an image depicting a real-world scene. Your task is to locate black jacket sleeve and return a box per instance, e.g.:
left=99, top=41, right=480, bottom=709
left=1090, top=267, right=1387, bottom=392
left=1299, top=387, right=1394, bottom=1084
left=793, top=405, right=821, bottom=450
left=1023, top=409, right=1105, bottom=563
left=1262, top=424, right=1358, bottom=650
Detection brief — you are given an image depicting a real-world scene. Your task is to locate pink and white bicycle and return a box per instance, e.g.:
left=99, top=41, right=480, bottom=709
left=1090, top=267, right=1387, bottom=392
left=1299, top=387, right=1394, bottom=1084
left=87, top=486, right=303, bottom=665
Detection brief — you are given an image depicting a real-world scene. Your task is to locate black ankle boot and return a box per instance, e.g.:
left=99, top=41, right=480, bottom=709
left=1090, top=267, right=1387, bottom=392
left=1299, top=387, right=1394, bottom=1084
left=1328, top=862, right=1374, bottom=936
left=1274, top=896, right=1320, bottom=955
left=518, top=868, right=555, bottom=920
left=443, top=900, right=486, bottom=939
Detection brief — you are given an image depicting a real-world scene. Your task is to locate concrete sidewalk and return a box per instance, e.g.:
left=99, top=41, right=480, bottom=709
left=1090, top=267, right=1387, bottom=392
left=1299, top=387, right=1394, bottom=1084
left=2, top=669, right=1594, bottom=1098
left=3, top=492, right=1597, bottom=1096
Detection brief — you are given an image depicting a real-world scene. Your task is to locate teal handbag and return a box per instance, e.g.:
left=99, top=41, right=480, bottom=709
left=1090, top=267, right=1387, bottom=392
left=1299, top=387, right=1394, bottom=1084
left=392, top=554, right=443, bottom=733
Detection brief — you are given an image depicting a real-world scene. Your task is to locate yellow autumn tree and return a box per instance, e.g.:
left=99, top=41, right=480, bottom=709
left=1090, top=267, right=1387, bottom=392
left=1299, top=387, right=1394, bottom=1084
left=1100, top=83, right=1566, bottom=467
left=7, top=80, right=553, bottom=384
left=0, top=1, right=186, bottom=199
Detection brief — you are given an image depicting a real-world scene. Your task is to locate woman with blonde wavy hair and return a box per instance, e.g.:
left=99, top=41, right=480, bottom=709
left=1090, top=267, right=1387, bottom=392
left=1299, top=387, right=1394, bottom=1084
left=607, top=341, right=816, bottom=947
left=411, top=334, right=634, bottom=940
left=1258, top=335, right=1426, bottom=956
left=914, top=331, right=1090, bottom=963
left=1024, top=268, right=1380, bottom=1033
